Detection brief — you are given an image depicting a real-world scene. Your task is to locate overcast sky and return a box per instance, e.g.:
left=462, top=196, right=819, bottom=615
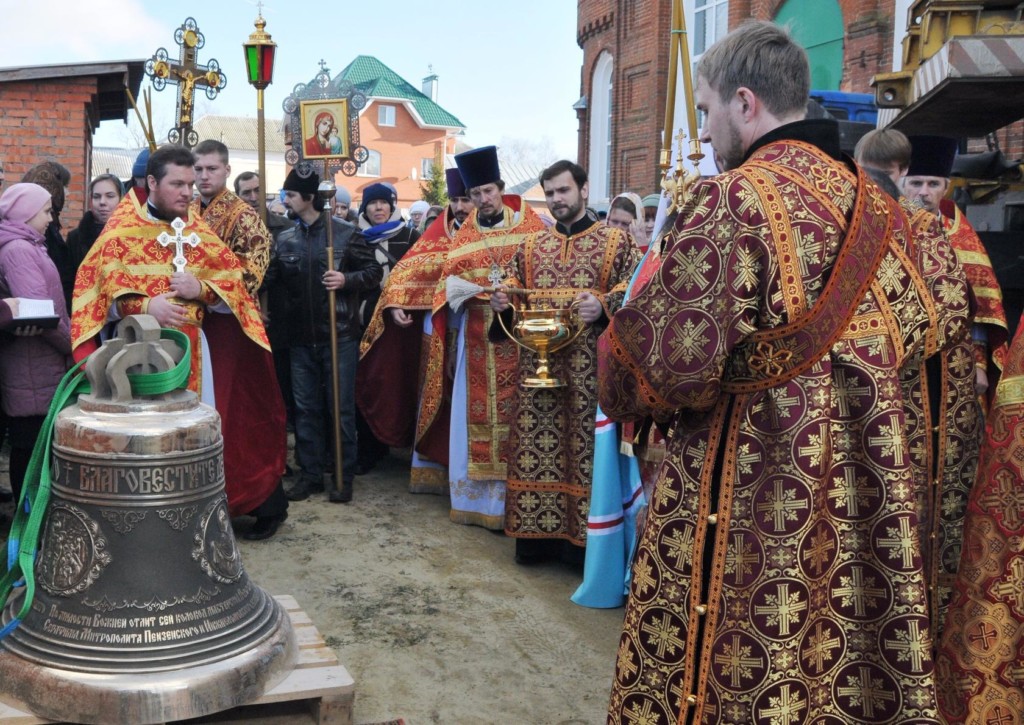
left=1, top=0, right=583, bottom=157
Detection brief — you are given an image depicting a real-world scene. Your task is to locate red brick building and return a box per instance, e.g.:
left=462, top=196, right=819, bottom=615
left=0, top=61, right=144, bottom=226
left=576, top=1, right=903, bottom=200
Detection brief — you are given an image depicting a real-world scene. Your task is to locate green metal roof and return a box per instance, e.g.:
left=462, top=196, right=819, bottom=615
left=338, top=55, right=465, bottom=130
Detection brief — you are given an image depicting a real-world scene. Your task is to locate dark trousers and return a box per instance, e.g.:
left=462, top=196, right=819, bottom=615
left=290, top=339, right=358, bottom=487
left=272, top=344, right=295, bottom=430
left=8, top=415, right=45, bottom=503
left=356, top=406, right=388, bottom=466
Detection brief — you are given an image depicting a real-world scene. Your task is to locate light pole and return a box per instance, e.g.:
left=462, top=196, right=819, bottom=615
left=242, top=11, right=276, bottom=225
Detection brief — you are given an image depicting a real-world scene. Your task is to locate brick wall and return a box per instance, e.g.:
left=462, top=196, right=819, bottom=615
left=839, top=1, right=893, bottom=93
left=966, top=121, right=1024, bottom=160
left=577, top=0, right=671, bottom=199
left=613, top=0, right=672, bottom=197
left=578, top=0, right=1023, bottom=188
left=740, top=0, right=893, bottom=93
left=0, top=77, right=101, bottom=227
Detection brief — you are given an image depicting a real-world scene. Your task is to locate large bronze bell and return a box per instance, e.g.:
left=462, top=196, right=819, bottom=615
left=0, top=316, right=296, bottom=724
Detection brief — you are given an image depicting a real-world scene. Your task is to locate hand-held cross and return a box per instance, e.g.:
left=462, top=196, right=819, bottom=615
left=157, top=217, right=201, bottom=273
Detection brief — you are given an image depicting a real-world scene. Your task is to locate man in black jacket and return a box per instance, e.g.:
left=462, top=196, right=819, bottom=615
left=264, top=169, right=382, bottom=503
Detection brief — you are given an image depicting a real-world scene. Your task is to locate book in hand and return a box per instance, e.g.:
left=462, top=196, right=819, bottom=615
left=12, top=298, right=59, bottom=329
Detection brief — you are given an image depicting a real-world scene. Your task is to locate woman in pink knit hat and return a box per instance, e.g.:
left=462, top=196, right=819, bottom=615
left=0, top=182, right=71, bottom=504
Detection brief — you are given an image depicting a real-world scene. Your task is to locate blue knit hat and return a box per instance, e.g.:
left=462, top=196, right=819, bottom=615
left=132, top=148, right=151, bottom=179
left=359, top=182, right=396, bottom=215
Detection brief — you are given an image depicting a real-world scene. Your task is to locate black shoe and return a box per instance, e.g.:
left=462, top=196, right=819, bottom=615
left=354, top=460, right=376, bottom=476
left=243, top=513, right=287, bottom=540
left=515, top=538, right=556, bottom=565
left=284, top=483, right=311, bottom=501
left=309, top=480, right=325, bottom=494
left=282, top=464, right=294, bottom=478
left=328, top=482, right=352, bottom=504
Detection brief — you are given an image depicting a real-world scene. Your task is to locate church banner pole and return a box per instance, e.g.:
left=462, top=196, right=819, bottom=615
left=319, top=167, right=344, bottom=498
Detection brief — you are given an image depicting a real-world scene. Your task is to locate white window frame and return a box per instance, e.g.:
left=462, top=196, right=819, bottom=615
left=357, top=149, right=382, bottom=177
left=689, top=0, right=729, bottom=174
left=378, top=104, right=396, bottom=127
left=693, top=0, right=730, bottom=60
left=588, top=51, right=613, bottom=204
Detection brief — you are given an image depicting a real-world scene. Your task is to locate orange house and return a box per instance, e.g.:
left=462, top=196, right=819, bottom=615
left=336, top=56, right=465, bottom=210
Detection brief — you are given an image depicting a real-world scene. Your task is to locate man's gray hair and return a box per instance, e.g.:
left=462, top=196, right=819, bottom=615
left=697, top=20, right=810, bottom=118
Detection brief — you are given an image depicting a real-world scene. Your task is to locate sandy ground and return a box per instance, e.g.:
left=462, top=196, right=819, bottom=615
left=0, top=450, right=625, bottom=725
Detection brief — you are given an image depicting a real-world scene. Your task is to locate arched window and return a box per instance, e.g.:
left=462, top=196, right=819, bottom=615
left=588, top=51, right=613, bottom=203
left=775, top=0, right=844, bottom=90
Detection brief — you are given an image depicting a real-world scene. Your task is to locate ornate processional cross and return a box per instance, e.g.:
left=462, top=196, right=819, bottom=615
left=145, top=17, right=227, bottom=148
left=158, top=218, right=201, bottom=273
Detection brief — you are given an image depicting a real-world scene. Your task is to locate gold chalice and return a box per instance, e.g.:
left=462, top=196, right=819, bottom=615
left=498, top=298, right=584, bottom=388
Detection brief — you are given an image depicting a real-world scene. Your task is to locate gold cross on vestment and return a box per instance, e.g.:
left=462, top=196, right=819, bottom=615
left=157, top=217, right=201, bottom=273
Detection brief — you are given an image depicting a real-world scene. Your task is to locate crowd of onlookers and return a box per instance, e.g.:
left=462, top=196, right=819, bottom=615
left=0, top=150, right=664, bottom=539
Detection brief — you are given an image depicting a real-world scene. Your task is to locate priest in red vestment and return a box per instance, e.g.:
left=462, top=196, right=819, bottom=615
left=358, top=168, right=474, bottom=494
left=600, top=23, right=972, bottom=723
left=191, top=140, right=288, bottom=540
left=936, top=311, right=1024, bottom=722
left=417, top=147, right=545, bottom=529
left=72, top=145, right=278, bottom=527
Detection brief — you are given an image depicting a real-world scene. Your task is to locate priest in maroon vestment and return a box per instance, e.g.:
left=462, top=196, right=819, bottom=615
left=600, top=22, right=972, bottom=723
left=490, top=160, right=639, bottom=565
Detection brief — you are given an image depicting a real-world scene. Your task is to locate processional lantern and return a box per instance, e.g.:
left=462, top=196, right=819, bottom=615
left=243, top=11, right=276, bottom=90
left=243, top=9, right=278, bottom=225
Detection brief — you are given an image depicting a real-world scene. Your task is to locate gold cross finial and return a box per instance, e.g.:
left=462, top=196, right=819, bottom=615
left=144, top=17, right=225, bottom=148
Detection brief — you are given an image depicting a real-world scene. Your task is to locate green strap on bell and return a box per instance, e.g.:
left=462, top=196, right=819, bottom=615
left=0, top=328, right=191, bottom=638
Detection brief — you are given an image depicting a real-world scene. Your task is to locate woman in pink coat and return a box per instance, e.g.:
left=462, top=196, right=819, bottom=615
left=0, top=183, right=71, bottom=502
